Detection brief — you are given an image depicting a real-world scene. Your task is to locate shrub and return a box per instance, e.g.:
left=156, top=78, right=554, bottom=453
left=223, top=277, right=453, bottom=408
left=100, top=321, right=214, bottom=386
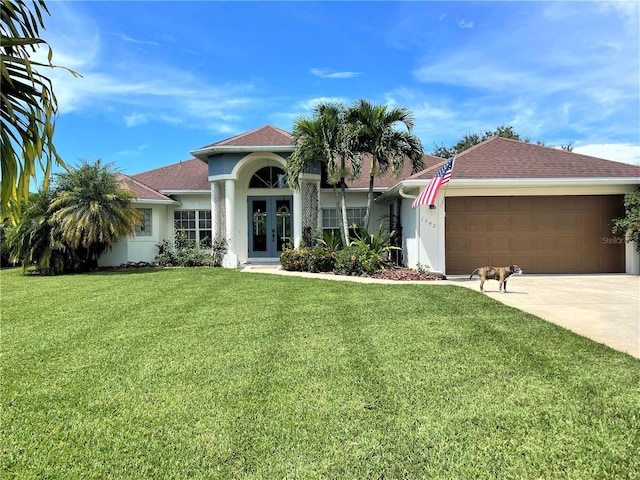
left=211, top=236, right=228, bottom=267
left=415, top=262, right=431, bottom=275
left=155, top=238, right=177, bottom=267
left=316, top=229, right=342, bottom=251
left=612, top=188, right=640, bottom=252
left=350, top=223, right=400, bottom=262
left=280, top=248, right=305, bottom=271
left=155, top=231, right=214, bottom=267
left=280, top=246, right=336, bottom=273
left=333, top=244, right=383, bottom=276
left=303, top=246, right=336, bottom=273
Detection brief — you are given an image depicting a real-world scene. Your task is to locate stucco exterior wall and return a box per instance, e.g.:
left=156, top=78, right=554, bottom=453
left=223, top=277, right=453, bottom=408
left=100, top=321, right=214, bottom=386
left=98, top=204, right=170, bottom=267
left=402, top=195, right=446, bottom=273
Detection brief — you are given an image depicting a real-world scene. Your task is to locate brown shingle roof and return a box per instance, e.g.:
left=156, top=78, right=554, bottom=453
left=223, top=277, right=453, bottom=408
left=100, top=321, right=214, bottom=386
left=410, top=137, right=640, bottom=180
left=131, top=158, right=210, bottom=191
left=117, top=174, right=175, bottom=202
left=347, top=153, right=443, bottom=189
left=198, top=125, right=294, bottom=149
left=129, top=131, right=639, bottom=194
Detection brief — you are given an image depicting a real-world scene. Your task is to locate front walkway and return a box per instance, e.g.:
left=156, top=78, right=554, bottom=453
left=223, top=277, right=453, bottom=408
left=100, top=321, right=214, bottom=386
left=242, top=266, right=640, bottom=359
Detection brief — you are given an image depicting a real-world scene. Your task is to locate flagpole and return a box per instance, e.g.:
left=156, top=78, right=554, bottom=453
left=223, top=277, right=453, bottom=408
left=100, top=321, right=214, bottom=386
left=440, top=155, right=456, bottom=209
left=438, top=155, right=455, bottom=274
left=416, top=202, right=421, bottom=267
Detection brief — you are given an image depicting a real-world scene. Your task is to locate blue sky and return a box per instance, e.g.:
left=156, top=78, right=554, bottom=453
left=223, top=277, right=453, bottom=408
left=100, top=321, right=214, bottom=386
left=38, top=1, right=639, bottom=176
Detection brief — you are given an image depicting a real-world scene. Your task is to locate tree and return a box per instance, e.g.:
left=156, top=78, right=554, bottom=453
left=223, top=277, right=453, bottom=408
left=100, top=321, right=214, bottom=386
left=1, top=0, right=79, bottom=222
left=49, top=159, right=142, bottom=271
left=431, top=125, right=524, bottom=158
left=4, top=188, right=67, bottom=274
left=431, top=125, right=573, bottom=157
left=612, top=188, right=640, bottom=253
left=346, top=99, right=424, bottom=229
left=287, top=102, right=361, bottom=245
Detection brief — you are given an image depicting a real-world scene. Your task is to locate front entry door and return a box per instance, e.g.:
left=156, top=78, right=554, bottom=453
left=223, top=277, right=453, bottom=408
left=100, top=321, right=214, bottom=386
left=249, top=196, right=293, bottom=258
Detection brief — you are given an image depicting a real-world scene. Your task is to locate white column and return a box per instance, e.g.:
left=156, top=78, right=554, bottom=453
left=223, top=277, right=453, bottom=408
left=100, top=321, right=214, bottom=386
left=220, top=179, right=238, bottom=268
left=293, top=185, right=302, bottom=248
left=211, top=181, right=220, bottom=238
left=316, top=181, right=322, bottom=231
left=225, top=179, right=235, bottom=252
left=626, top=237, right=640, bottom=275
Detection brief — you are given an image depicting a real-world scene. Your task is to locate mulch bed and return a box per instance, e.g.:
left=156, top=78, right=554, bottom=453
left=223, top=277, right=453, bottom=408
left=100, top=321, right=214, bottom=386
left=368, top=268, right=447, bottom=281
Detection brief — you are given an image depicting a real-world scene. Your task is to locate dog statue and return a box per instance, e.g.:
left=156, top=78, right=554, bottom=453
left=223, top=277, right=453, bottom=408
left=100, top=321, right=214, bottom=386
left=469, top=265, right=523, bottom=293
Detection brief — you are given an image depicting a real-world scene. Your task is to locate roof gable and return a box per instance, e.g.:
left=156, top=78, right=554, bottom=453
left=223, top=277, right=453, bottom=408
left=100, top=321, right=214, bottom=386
left=410, top=137, right=640, bottom=180
left=198, top=125, right=293, bottom=149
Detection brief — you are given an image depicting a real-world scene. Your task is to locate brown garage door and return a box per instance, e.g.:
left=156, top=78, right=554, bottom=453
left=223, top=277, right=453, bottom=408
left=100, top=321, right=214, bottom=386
left=445, top=195, right=626, bottom=274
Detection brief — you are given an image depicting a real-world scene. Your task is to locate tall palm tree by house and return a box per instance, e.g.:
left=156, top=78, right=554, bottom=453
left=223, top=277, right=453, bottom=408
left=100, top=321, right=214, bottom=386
left=287, top=102, right=361, bottom=245
left=346, top=100, right=424, bottom=229
left=50, top=159, right=141, bottom=271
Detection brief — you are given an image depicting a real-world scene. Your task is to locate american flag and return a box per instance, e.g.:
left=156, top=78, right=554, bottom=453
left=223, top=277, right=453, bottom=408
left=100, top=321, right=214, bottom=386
left=412, top=156, right=455, bottom=208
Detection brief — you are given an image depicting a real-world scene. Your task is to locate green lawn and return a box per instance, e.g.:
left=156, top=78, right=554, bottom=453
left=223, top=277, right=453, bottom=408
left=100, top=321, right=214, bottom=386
left=1, top=267, right=638, bottom=479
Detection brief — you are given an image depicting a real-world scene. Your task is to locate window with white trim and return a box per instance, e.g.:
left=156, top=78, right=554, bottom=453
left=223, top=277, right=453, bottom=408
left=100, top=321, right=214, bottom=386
left=174, top=210, right=212, bottom=247
left=135, top=208, right=152, bottom=237
left=322, top=207, right=366, bottom=230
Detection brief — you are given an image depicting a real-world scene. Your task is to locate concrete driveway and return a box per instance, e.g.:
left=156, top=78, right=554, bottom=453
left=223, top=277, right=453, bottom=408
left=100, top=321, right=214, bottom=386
left=449, top=274, right=640, bottom=359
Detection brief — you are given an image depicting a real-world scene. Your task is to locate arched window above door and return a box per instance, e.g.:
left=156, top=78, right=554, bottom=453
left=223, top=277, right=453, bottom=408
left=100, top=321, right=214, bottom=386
left=249, top=166, right=288, bottom=189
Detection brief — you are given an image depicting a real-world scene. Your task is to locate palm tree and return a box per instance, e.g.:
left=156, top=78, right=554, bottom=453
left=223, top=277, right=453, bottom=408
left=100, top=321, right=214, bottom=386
left=287, top=102, right=361, bottom=246
left=50, top=159, right=141, bottom=271
left=1, top=0, right=80, bottom=222
left=5, top=188, right=67, bottom=275
left=346, top=99, right=424, bottom=229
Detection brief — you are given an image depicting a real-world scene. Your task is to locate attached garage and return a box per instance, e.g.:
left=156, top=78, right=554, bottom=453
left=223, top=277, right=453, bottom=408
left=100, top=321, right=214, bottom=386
left=445, top=195, right=626, bottom=274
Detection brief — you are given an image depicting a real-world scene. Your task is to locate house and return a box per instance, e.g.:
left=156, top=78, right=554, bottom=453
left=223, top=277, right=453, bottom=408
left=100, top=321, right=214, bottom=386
left=99, top=125, right=640, bottom=275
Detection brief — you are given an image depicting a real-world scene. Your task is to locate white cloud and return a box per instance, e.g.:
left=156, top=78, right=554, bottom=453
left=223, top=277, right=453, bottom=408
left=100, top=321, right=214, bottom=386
left=111, top=32, right=160, bottom=46
left=123, top=113, right=148, bottom=127
left=573, top=143, right=640, bottom=166
left=298, top=97, right=347, bottom=111
left=27, top=2, right=261, bottom=133
left=35, top=14, right=258, bottom=130
left=598, top=1, right=640, bottom=23
left=114, top=144, right=149, bottom=158
left=311, top=68, right=362, bottom=79
left=409, top=2, right=638, bottom=151
left=458, top=20, right=474, bottom=29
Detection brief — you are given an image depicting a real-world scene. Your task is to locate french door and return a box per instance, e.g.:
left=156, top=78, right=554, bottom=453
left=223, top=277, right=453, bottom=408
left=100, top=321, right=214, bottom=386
left=248, top=196, right=293, bottom=258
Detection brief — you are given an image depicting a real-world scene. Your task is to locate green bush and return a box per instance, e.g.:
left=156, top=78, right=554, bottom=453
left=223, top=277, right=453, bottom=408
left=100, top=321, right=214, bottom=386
left=333, top=244, right=383, bottom=276
left=612, top=187, right=640, bottom=252
left=155, top=231, right=214, bottom=267
left=303, top=246, right=336, bottom=273
left=280, top=248, right=305, bottom=271
left=316, top=229, right=342, bottom=251
left=210, top=236, right=228, bottom=267
left=280, top=246, right=336, bottom=273
left=351, top=223, right=400, bottom=262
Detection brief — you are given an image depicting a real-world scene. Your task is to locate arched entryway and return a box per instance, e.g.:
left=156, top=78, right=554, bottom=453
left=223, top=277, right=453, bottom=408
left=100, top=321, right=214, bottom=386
left=247, top=166, right=293, bottom=258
